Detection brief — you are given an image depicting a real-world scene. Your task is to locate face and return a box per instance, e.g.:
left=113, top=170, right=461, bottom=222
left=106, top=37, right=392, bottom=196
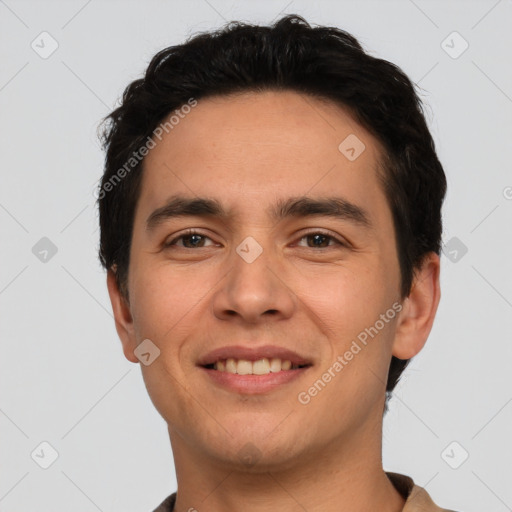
left=109, top=90, right=426, bottom=471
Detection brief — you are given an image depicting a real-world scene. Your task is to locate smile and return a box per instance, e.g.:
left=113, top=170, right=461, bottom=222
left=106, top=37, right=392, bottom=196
left=205, top=357, right=308, bottom=375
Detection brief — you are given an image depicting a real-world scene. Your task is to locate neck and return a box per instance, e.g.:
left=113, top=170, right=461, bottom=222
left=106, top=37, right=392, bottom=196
left=167, top=417, right=405, bottom=512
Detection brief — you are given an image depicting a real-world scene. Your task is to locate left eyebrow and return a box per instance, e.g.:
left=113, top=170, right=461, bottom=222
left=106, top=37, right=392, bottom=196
left=145, top=194, right=373, bottom=231
left=269, top=196, right=373, bottom=229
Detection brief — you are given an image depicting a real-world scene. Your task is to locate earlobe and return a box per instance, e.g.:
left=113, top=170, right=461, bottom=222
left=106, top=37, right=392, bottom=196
left=106, top=268, right=139, bottom=363
left=392, top=252, right=441, bottom=360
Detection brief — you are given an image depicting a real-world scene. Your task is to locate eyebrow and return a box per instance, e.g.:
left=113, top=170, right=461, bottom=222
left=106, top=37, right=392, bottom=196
left=145, top=194, right=373, bottom=231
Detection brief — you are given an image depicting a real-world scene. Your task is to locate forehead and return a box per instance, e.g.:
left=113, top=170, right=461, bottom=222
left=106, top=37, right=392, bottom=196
left=137, top=90, right=389, bottom=224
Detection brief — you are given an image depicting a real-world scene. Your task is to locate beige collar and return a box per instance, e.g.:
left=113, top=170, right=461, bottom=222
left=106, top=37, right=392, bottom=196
left=386, top=472, right=455, bottom=511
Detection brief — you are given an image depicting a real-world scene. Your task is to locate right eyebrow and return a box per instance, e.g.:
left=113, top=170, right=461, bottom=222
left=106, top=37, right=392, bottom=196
left=146, top=196, right=228, bottom=231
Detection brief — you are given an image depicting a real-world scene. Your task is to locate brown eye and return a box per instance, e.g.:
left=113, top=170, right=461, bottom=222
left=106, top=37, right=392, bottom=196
left=307, top=234, right=330, bottom=248
left=180, top=234, right=206, bottom=248
left=297, top=231, right=345, bottom=248
left=165, top=230, right=215, bottom=248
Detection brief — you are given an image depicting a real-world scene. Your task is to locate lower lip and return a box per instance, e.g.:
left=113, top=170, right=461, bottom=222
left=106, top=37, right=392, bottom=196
left=199, top=366, right=310, bottom=394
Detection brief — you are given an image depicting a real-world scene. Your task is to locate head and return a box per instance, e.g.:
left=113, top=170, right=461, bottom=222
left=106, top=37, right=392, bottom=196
left=98, top=15, right=445, bottom=468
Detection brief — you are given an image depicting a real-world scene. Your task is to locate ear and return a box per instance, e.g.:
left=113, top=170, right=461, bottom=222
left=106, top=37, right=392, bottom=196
left=106, top=268, right=139, bottom=363
left=392, top=252, right=441, bottom=360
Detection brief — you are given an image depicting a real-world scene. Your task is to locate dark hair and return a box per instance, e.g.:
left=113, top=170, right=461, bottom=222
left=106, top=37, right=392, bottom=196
left=98, top=14, right=446, bottom=399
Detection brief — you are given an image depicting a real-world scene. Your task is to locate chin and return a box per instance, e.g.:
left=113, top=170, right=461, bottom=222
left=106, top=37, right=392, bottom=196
left=203, top=426, right=304, bottom=472
left=214, top=443, right=303, bottom=474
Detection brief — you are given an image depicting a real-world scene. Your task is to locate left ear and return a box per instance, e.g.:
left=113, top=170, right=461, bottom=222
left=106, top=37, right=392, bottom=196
left=392, top=252, right=441, bottom=360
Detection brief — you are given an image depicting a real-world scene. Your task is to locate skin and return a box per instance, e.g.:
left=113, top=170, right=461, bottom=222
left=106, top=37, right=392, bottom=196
left=107, top=90, right=441, bottom=512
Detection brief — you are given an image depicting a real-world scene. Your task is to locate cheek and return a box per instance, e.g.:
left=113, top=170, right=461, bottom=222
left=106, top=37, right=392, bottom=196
left=293, top=262, right=386, bottom=338
left=295, top=270, right=398, bottom=422
left=291, top=260, right=398, bottom=403
left=130, top=264, right=210, bottom=427
left=129, top=260, right=206, bottom=341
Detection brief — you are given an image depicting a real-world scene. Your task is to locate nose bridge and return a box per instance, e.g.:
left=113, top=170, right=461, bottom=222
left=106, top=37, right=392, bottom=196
left=212, top=234, right=295, bottom=322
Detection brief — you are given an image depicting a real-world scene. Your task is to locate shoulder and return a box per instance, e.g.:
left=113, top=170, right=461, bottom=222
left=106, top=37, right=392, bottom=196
left=386, top=472, right=460, bottom=512
left=152, top=492, right=176, bottom=512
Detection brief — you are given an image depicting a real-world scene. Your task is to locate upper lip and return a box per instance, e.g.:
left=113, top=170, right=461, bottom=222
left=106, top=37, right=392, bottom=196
left=197, top=345, right=313, bottom=367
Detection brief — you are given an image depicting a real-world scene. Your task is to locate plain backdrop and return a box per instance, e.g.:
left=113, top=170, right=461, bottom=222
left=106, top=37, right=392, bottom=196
left=1, top=1, right=511, bottom=511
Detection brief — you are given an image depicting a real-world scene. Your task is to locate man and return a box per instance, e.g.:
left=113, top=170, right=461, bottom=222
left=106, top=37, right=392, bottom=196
left=98, top=14, right=458, bottom=512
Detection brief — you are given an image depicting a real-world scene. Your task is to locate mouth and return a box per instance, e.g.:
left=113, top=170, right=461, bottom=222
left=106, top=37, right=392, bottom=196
left=197, top=346, right=313, bottom=394
left=202, top=357, right=310, bottom=374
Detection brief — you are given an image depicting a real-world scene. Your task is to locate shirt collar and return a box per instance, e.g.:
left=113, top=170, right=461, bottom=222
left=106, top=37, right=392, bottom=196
left=153, top=472, right=451, bottom=511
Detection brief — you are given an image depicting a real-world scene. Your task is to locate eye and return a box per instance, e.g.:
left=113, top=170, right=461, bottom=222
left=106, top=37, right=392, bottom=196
left=164, top=230, right=216, bottom=249
left=296, top=231, right=346, bottom=249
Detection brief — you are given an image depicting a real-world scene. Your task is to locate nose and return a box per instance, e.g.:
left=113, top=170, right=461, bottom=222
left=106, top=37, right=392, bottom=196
left=211, top=243, right=296, bottom=324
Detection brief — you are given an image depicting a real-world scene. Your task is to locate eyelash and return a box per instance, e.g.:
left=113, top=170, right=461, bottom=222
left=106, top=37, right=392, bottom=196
left=164, top=229, right=347, bottom=249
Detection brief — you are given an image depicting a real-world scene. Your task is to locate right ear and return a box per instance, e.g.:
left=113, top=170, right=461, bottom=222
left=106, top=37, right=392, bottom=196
left=106, top=268, right=139, bottom=363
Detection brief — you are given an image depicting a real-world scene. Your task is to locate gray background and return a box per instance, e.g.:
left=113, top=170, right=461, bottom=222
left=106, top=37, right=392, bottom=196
left=1, top=0, right=511, bottom=510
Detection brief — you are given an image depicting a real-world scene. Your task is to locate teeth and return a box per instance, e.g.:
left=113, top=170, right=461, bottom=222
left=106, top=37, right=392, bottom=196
left=225, top=358, right=237, bottom=373
left=281, top=359, right=291, bottom=371
left=213, top=357, right=300, bottom=374
left=253, top=358, right=270, bottom=375
left=269, top=358, right=282, bottom=373
left=237, top=359, right=252, bottom=375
